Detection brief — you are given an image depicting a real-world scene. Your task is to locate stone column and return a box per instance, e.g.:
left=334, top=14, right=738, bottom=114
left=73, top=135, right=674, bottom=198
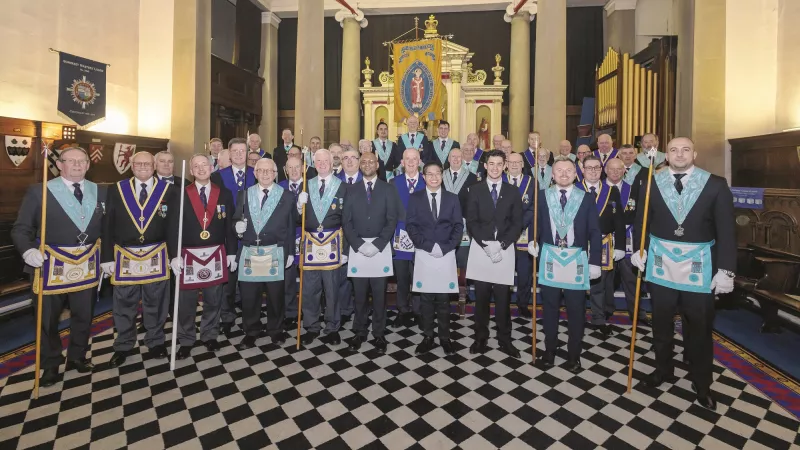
left=505, top=4, right=534, bottom=151
left=170, top=0, right=211, bottom=166
left=534, top=0, right=566, bottom=151
left=449, top=69, right=463, bottom=140
left=777, top=0, right=800, bottom=131
left=259, top=12, right=280, bottom=153
left=336, top=10, right=367, bottom=145
left=294, top=0, right=325, bottom=142
left=604, top=0, right=636, bottom=55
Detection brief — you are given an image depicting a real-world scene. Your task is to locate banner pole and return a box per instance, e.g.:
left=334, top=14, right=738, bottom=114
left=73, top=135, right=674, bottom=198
left=33, top=140, right=50, bottom=399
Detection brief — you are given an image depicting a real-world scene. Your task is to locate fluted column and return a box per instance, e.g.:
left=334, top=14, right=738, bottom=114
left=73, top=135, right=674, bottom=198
left=505, top=4, right=534, bottom=151
left=534, top=0, right=566, bottom=150
left=336, top=10, right=367, bottom=145
left=449, top=69, right=463, bottom=139
left=259, top=11, right=280, bottom=153
left=294, top=0, right=325, bottom=142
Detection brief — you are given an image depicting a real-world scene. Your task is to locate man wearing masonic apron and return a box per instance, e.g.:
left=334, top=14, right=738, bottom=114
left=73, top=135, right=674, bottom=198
left=632, top=137, right=735, bottom=411
left=12, top=147, right=105, bottom=386
left=101, top=151, right=177, bottom=368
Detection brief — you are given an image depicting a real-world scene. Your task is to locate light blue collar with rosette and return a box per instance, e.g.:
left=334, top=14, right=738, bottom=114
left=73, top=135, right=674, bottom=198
left=545, top=186, right=584, bottom=241
left=248, top=184, right=284, bottom=234
left=623, top=164, right=642, bottom=185
left=655, top=167, right=710, bottom=228
left=47, top=178, right=97, bottom=233
left=308, top=176, right=342, bottom=225
left=535, top=165, right=552, bottom=190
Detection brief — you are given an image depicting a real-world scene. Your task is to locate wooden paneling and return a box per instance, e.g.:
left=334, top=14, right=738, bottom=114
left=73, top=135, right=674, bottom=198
left=735, top=189, right=800, bottom=255
left=211, top=55, right=264, bottom=144
left=278, top=110, right=341, bottom=148
left=730, top=130, right=800, bottom=189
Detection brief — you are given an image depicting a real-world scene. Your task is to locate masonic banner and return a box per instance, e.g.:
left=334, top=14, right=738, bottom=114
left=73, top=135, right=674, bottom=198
left=57, top=52, right=107, bottom=128
left=393, top=39, right=443, bottom=120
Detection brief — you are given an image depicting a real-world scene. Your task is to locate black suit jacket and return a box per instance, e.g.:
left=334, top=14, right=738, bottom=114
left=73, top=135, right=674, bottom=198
left=422, top=139, right=460, bottom=165
left=465, top=181, right=523, bottom=250
left=406, top=189, right=464, bottom=255
left=342, top=179, right=400, bottom=252
left=443, top=170, right=479, bottom=214
left=272, top=144, right=297, bottom=173
left=303, top=178, right=348, bottom=234
left=233, top=186, right=297, bottom=259
left=390, top=133, right=429, bottom=170
left=372, top=139, right=399, bottom=173
left=167, top=183, right=237, bottom=257
left=537, top=188, right=602, bottom=266
left=634, top=171, right=736, bottom=273
left=12, top=181, right=107, bottom=274
left=102, top=178, right=179, bottom=263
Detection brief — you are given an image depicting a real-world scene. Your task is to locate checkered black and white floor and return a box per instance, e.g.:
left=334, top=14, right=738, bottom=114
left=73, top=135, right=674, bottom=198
left=1, top=309, right=798, bottom=450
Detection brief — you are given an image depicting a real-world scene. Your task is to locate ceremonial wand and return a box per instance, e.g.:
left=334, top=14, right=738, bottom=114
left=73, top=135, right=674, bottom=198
left=531, top=137, right=539, bottom=361
left=626, top=150, right=656, bottom=393
left=33, top=141, right=50, bottom=399
left=296, top=129, right=307, bottom=350
left=169, top=160, right=187, bottom=371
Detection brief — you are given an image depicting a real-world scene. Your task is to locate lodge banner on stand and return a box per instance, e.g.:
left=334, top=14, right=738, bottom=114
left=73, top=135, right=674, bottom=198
left=393, top=39, right=443, bottom=120
left=57, top=52, right=107, bottom=128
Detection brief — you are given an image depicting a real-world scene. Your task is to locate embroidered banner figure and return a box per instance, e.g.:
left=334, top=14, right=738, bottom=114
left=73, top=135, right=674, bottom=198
left=393, top=39, right=444, bottom=120
left=57, top=52, right=107, bottom=128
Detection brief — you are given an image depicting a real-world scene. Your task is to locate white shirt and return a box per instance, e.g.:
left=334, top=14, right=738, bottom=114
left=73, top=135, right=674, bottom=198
left=231, top=165, right=246, bottom=180
left=507, top=174, right=522, bottom=186
left=257, top=183, right=274, bottom=205
left=134, top=177, right=154, bottom=198
left=669, top=165, right=695, bottom=188
left=406, top=173, right=420, bottom=189
left=195, top=181, right=211, bottom=196
left=550, top=184, right=575, bottom=246
left=486, top=178, right=502, bottom=195
left=606, top=179, right=623, bottom=190
left=287, top=179, right=302, bottom=192
left=362, top=175, right=378, bottom=191
left=584, top=180, right=601, bottom=193
left=317, top=174, right=334, bottom=192
left=344, top=172, right=360, bottom=183
left=158, top=174, right=175, bottom=184
left=450, top=169, right=461, bottom=178
left=438, top=138, right=448, bottom=147
left=60, top=177, right=84, bottom=194
left=426, top=188, right=441, bottom=217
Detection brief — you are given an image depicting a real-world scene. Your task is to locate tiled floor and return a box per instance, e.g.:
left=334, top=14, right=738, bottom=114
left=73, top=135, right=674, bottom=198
left=0, top=309, right=798, bottom=449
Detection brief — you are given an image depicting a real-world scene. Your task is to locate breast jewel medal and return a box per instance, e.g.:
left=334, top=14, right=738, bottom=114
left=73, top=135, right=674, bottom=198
left=200, top=212, right=210, bottom=240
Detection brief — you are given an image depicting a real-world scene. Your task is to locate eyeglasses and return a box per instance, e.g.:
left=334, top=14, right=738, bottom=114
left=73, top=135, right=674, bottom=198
left=255, top=169, right=274, bottom=174
left=584, top=166, right=602, bottom=171
left=424, top=172, right=442, bottom=178
left=60, top=158, right=89, bottom=166
left=133, top=162, right=153, bottom=168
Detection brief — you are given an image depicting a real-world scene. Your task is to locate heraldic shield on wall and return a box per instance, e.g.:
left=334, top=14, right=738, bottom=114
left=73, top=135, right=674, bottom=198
left=5, top=135, right=32, bottom=167
left=393, top=38, right=443, bottom=120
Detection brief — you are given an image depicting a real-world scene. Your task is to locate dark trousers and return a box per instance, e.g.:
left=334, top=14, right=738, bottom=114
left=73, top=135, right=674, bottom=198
left=301, top=269, right=341, bottom=334
left=35, top=288, right=95, bottom=369
left=540, top=285, right=586, bottom=361
left=239, top=280, right=284, bottom=337
left=589, top=268, right=616, bottom=325
left=113, top=280, right=170, bottom=351
left=284, top=263, right=299, bottom=319
left=420, top=293, right=450, bottom=339
left=473, top=281, right=511, bottom=344
left=220, top=267, right=239, bottom=325
left=618, top=258, right=650, bottom=321
left=393, top=259, right=419, bottom=314
left=353, top=277, right=387, bottom=338
left=515, top=250, right=533, bottom=308
left=178, top=284, right=224, bottom=347
left=338, top=266, right=354, bottom=317
left=649, top=282, right=715, bottom=395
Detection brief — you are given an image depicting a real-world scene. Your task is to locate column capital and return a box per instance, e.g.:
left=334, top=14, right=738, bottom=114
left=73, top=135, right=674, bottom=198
left=504, top=1, right=537, bottom=22
left=450, top=70, right=463, bottom=84
left=604, top=0, right=637, bottom=15
left=261, top=11, right=281, bottom=28
left=335, top=9, right=368, bottom=28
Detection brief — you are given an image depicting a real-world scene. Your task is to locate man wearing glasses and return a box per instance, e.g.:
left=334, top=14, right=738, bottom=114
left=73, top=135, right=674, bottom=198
left=12, top=147, right=106, bottom=386
left=101, top=151, right=179, bottom=368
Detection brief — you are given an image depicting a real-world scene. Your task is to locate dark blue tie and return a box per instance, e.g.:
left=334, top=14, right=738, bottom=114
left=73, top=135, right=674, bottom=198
left=367, top=181, right=373, bottom=204
left=674, top=174, right=685, bottom=195
left=139, top=183, right=147, bottom=206
left=291, top=183, right=299, bottom=201
left=200, top=186, right=207, bottom=209
left=261, top=188, right=268, bottom=208
left=560, top=189, right=567, bottom=210
left=319, top=178, right=326, bottom=197
left=590, top=186, right=597, bottom=199
left=73, top=183, right=83, bottom=204
left=491, top=183, right=498, bottom=206
left=162, top=176, right=174, bottom=184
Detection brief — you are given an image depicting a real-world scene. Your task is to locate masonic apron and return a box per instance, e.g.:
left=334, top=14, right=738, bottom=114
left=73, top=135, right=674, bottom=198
left=238, top=184, right=285, bottom=283
left=537, top=187, right=590, bottom=290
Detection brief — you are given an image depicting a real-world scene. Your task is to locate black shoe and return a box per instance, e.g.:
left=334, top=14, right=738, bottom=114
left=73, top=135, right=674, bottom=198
left=562, top=359, right=582, bottom=374
left=176, top=346, right=192, bottom=360
left=301, top=332, right=319, bottom=346
left=109, top=351, right=128, bottom=369
left=271, top=332, right=288, bottom=346
left=220, top=322, right=233, bottom=336
left=66, top=358, right=94, bottom=373
left=441, top=339, right=455, bottom=356
left=236, top=336, right=257, bottom=350
left=604, top=311, right=614, bottom=321
left=40, top=368, right=59, bottom=387
left=637, top=318, right=651, bottom=328
left=150, top=344, right=168, bottom=360
left=469, top=339, right=488, bottom=354
left=373, top=337, right=388, bottom=354
left=518, top=307, right=533, bottom=318
left=416, top=336, right=436, bottom=354
left=348, top=335, right=364, bottom=352
left=695, top=390, right=717, bottom=411
left=535, top=350, right=555, bottom=370
left=598, top=324, right=613, bottom=338
left=402, top=313, right=415, bottom=328
left=499, top=341, right=520, bottom=358
left=283, top=318, right=298, bottom=332
left=340, top=314, right=352, bottom=324
left=644, top=371, right=678, bottom=389
left=203, top=340, right=219, bottom=352
left=320, top=331, right=341, bottom=345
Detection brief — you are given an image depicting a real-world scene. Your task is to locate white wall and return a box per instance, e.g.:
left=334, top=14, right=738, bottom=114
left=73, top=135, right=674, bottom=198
left=635, top=0, right=678, bottom=53
left=138, top=0, right=175, bottom=138
left=0, top=0, right=140, bottom=134
left=776, top=0, right=800, bottom=131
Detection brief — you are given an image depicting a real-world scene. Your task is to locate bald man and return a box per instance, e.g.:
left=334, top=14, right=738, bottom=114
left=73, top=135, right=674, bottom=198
left=522, top=132, right=542, bottom=175
left=558, top=140, right=575, bottom=162
left=575, top=144, right=592, bottom=183
left=272, top=128, right=294, bottom=173
left=491, top=134, right=504, bottom=151
left=594, top=134, right=618, bottom=175
left=248, top=133, right=268, bottom=159
left=392, top=116, right=430, bottom=173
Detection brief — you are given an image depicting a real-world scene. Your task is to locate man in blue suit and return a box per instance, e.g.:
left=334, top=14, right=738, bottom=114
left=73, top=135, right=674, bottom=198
left=529, top=155, right=602, bottom=373
left=210, top=137, right=256, bottom=335
left=406, top=161, right=463, bottom=355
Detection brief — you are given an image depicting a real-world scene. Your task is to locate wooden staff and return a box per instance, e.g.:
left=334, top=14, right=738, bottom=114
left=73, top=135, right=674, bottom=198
left=627, top=153, right=656, bottom=393
left=296, top=133, right=308, bottom=349
left=169, top=161, right=187, bottom=371
left=531, top=140, right=539, bottom=361
left=33, top=141, right=50, bottom=399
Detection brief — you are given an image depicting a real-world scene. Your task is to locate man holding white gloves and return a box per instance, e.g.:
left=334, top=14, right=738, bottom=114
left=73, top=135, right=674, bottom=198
left=167, top=155, right=237, bottom=360
left=294, top=149, right=349, bottom=347
left=232, top=158, right=297, bottom=350
left=632, top=137, right=736, bottom=411
left=529, top=155, right=602, bottom=373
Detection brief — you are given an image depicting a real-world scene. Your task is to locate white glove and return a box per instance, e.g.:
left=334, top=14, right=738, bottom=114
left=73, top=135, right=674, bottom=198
left=285, top=255, right=294, bottom=268
left=589, top=265, right=602, bottom=280
left=100, top=262, right=115, bottom=277
left=711, top=270, right=734, bottom=294
left=631, top=250, right=647, bottom=272
left=227, top=255, right=237, bottom=272
left=341, top=255, right=348, bottom=264
left=430, top=244, right=444, bottom=258
left=490, top=251, right=503, bottom=264
left=170, top=257, right=183, bottom=276
left=484, top=240, right=501, bottom=257
left=297, top=192, right=309, bottom=207
left=613, top=250, right=626, bottom=261
left=235, top=221, right=247, bottom=234
left=527, top=242, right=539, bottom=257
left=358, top=242, right=380, bottom=257
left=22, top=249, right=46, bottom=268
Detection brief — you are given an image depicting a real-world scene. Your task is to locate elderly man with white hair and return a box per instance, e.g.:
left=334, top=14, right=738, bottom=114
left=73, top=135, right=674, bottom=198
left=295, top=148, right=350, bottom=346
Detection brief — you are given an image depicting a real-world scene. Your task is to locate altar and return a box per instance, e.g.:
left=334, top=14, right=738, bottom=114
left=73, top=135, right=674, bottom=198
left=360, top=15, right=507, bottom=145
